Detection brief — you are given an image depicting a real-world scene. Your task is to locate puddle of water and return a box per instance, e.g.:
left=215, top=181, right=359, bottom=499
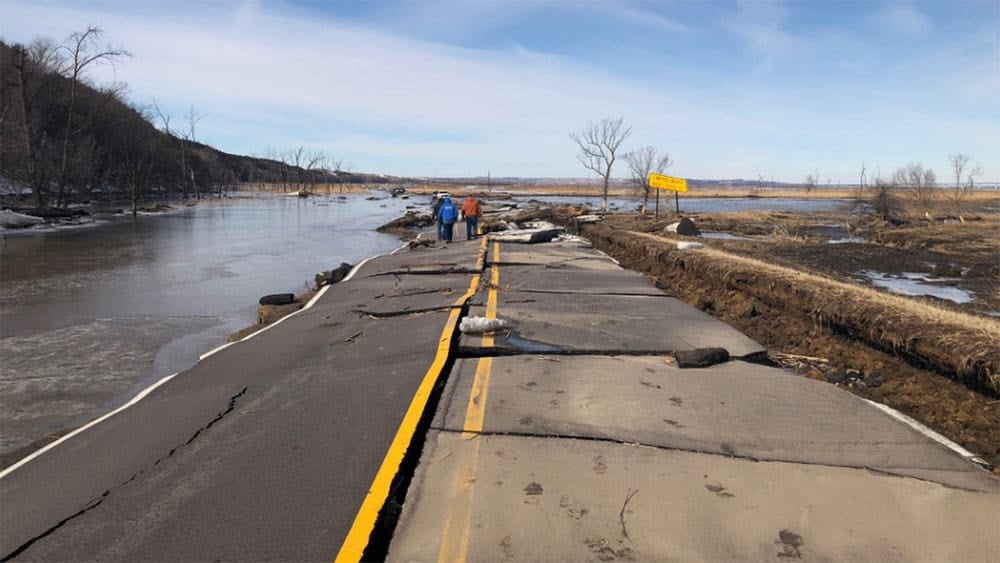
left=828, top=236, right=867, bottom=244
left=858, top=270, right=975, bottom=304
left=502, top=331, right=565, bottom=353
left=700, top=232, right=754, bottom=241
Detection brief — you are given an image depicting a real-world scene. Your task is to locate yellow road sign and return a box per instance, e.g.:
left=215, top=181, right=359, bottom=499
left=649, top=173, right=687, bottom=192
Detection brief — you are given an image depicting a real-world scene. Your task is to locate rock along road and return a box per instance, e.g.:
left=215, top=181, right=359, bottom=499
left=1, top=234, right=998, bottom=562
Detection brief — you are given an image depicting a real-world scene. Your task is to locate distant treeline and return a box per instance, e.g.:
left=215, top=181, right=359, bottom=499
left=0, top=31, right=391, bottom=212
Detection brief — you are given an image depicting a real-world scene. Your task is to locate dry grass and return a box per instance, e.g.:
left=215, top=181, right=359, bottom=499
left=597, top=227, right=1000, bottom=395
left=413, top=183, right=1000, bottom=203
left=867, top=220, right=1000, bottom=259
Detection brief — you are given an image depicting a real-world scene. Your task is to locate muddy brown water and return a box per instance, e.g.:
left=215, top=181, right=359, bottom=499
left=0, top=193, right=412, bottom=459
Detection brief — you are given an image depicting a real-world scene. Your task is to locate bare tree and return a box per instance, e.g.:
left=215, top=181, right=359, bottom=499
left=115, top=104, right=156, bottom=217
left=947, top=153, right=982, bottom=222
left=856, top=163, right=867, bottom=201
left=11, top=38, right=64, bottom=206
left=55, top=26, right=131, bottom=206
left=892, top=163, right=937, bottom=219
left=152, top=101, right=201, bottom=200
left=571, top=117, right=631, bottom=211
left=753, top=174, right=766, bottom=196
left=870, top=177, right=903, bottom=223
left=184, top=106, right=204, bottom=199
left=803, top=169, right=820, bottom=193
left=305, top=149, right=327, bottom=193
left=624, top=145, right=672, bottom=215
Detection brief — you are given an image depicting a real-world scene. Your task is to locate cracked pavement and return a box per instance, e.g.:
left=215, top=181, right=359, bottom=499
left=3, top=236, right=998, bottom=562
left=386, top=239, right=1000, bottom=562
left=0, top=240, right=486, bottom=561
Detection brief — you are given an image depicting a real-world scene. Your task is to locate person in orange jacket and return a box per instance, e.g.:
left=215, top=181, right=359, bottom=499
left=461, top=195, right=482, bottom=240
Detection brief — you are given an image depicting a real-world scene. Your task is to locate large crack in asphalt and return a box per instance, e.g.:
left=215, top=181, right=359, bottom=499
left=474, top=288, right=674, bottom=298
left=1, top=387, right=249, bottom=561
left=456, top=341, right=769, bottom=367
left=1, top=492, right=109, bottom=562
left=352, top=305, right=459, bottom=319
left=369, top=268, right=481, bottom=277
left=428, top=428, right=992, bottom=494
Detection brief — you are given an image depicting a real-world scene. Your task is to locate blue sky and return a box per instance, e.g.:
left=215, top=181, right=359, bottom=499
left=2, top=0, right=997, bottom=182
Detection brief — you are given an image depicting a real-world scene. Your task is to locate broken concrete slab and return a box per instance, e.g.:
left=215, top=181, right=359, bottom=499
left=387, top=431, right=1000, bottom=562
left=351, top=240, right=484, bottom=278
left=490, top=243, right=603, bottom=265
left=496, top=266, right=664, bottom=296
left=487, top=228, right=563, bottom=244
left=436, top=356, right=998, bottom=491
left=459, top=291, right=764, bottom=358
left=306, top=274, right=474, bottom=319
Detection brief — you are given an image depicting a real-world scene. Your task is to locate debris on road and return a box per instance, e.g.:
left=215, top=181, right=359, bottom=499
left=460, top=316, right=510, bottom=334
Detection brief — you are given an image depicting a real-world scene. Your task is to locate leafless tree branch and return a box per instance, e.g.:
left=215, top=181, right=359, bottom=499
left=571, top=116, right=632, bottom=211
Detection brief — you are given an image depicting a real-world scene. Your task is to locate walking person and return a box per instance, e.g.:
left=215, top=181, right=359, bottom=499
left=438, top=197, right=458, bottom=242
left=461, top=194, right=482, bottom=240
left=432, top=196, right=446, bottom=241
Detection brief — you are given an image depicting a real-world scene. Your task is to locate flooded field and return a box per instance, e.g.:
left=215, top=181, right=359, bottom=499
left=512, top=194, right=852, bottom=214
left=0, top=193, right=409, bottom=457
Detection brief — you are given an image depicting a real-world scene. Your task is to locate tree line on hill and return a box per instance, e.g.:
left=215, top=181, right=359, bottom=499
left=0, top=28, right=381, bottom=216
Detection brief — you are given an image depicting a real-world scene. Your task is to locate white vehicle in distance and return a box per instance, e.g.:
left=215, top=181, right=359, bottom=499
left=431, top=190, right=450, bottom=200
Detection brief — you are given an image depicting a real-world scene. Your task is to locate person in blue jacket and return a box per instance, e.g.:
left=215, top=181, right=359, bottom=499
left=438, top=197, right=458, bottom=242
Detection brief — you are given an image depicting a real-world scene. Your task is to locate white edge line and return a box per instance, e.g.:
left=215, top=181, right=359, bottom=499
left=3, top=240, right=411, bottom=479
left=592, top=246, right=620, bottom=265
left=861, top=398, right=992, bottom=470
left=0, top=372, right=180, bottom=479
left=198, top=240, right=408, bottom=361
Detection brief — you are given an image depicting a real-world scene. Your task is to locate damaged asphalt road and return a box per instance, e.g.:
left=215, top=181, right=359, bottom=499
left=4, top=234, right=999, bottom=562
left=0, top=241, right=487, bottom=561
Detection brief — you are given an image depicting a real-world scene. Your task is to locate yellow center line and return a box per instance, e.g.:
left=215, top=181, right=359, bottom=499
left=335, top=237, right=487, bottom=563
left=438, top=241, right=500, bottom=563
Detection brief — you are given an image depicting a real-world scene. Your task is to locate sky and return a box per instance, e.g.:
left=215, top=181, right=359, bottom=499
left=2, top=0, right=997, bottom=182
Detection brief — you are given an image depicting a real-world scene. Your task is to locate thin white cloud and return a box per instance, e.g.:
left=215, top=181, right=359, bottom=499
left=594, top=0, right=696, bottom=34
left=0, top=0, right=995, bottom=182
left=873, top=4, right=932, bottom=36
left=723, top=0, right=805, bottom=70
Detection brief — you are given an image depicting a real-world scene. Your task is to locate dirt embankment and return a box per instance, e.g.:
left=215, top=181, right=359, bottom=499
left=565, top=218, right=1000, bottom=469
left=376, top=212, right=434, bottom=240
left=226, top=291, right=317, bottom=342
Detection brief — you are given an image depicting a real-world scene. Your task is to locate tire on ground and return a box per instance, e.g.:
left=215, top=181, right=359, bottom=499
left=259, top=293, right=295, bottom=306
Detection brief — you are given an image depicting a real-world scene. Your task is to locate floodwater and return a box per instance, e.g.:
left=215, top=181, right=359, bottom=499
left=511, top=194, right=853, bottom=213
left=0, top=193, right=412, bottom=456
left=857, top=270, right=976, bottom=304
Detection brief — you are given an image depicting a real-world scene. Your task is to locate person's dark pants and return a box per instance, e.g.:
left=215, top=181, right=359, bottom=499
left=443, top=222, right=455, bottom=242
left=465, top=216, right=479, bottom=239
left=437, top=220, right=445, bottom=241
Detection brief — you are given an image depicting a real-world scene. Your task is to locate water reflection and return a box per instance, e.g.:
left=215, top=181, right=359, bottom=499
left=0, top=194, right=409, bottom=455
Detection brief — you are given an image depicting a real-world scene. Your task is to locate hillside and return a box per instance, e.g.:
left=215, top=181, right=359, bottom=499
left=0, top=38, right=360, bottom=209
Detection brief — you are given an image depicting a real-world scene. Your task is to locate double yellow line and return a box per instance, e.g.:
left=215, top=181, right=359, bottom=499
left=335, top=239, right=492, bottom=563
left=437, top=242, right=499, bottom=562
